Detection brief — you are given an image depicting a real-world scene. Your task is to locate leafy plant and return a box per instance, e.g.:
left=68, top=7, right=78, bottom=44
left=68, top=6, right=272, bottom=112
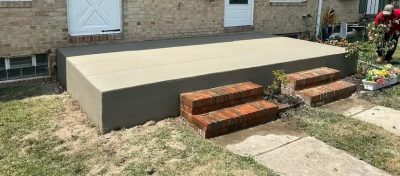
left=367, top=22, right=398, bottom=58
left=268, top=70, right=288, bottom=95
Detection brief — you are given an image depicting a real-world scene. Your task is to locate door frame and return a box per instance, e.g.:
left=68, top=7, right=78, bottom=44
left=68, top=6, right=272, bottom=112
left=66, top=0, right=124, bottom=36
left=224, top=0, right=255, bottom=27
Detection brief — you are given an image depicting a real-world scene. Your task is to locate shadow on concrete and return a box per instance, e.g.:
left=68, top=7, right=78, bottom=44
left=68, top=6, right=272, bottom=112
left=58, top=33, right=274, bottom=57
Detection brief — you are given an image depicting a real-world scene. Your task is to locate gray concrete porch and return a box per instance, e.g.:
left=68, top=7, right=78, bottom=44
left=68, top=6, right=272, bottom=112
left=57, top=33, right=357, bottom=133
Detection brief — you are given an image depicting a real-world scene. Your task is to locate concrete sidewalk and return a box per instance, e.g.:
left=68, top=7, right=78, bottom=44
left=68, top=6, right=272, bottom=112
left=322, top=96, right=400, bottom=136
left=227, top=135, right=391, bottom=176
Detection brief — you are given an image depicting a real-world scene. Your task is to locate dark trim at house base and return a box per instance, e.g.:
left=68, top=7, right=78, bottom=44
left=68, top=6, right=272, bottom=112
left=224, top=26, right=254, bottom=33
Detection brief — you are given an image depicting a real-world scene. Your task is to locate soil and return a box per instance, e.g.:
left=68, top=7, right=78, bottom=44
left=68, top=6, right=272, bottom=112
left=264, top=92, right=303, bottom=113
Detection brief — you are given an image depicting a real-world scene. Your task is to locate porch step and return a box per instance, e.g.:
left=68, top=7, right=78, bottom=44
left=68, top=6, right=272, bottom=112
left=298, top=80, right=357, bottom=107
left=180, top=82, right=263, bottom=123
left=282, top=67, right=341, bottom=95
left=192, top=100, right=278, bottom=139
left=181, top=82, right=279, bottom=138
left=282, top=67, right=356, bottom=107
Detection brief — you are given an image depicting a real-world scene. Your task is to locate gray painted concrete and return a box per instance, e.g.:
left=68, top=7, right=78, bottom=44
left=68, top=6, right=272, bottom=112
left=57, top=33, right=357, bottom=133
left=353, top=106, right=400, bottom=136
left=226, top=134, right=299, bottom=157
left=253, top=136, right=391, bottom=176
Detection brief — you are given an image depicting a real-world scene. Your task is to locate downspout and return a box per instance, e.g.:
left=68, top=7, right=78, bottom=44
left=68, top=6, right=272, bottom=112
left=316, top=0, right=323, bottom=39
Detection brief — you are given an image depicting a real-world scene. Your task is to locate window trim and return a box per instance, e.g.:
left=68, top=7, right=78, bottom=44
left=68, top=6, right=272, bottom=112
left=0, top=55, right=49, bottom=81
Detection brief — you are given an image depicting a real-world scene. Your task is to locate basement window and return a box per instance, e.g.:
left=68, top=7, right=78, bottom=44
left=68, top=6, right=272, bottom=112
left=0, top=54, right=49, bottom=81
left=0, top=58, right=6, bottom=81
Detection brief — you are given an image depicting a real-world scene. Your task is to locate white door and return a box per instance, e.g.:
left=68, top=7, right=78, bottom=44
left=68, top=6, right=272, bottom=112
left=224, top=0, right=254, bottom=27
left=366, top=0, right=380, bottom=15
left=67, top=0, right=122, bottom=36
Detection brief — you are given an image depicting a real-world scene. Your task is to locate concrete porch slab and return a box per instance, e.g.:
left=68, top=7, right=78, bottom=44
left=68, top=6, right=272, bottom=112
left=57, top=33, right=357, bottom=133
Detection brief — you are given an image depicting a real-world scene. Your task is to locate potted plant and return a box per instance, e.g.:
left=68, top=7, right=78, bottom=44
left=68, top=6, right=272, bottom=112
left=363, top=66, right=398, bottom=90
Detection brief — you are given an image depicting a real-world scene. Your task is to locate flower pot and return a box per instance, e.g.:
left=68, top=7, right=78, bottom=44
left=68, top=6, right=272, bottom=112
left=362, top=77, right=398, bottom=91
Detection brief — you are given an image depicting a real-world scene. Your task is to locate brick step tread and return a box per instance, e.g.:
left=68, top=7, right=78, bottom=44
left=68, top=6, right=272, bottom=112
left=298, top=80, right=357, bottom=107
left=180, top=82, right=263, bottom=114
left=192, top=100, right=278, bottom=138
left=285, top=67, right=341, bottom=91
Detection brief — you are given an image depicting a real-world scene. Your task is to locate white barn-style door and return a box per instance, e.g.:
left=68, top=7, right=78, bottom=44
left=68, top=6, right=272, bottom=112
left=67, top=0, right=122, bottom=36
left=224, top=0, right=254, bottom=27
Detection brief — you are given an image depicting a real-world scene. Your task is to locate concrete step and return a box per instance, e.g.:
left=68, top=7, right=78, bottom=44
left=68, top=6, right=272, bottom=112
left=282, top=67, right=341, bottom=95
left=298, top=80, right=357, bottom=107
left=192, top=100, right=278, bottom=139
left=180, top=82, right=263, bottom=123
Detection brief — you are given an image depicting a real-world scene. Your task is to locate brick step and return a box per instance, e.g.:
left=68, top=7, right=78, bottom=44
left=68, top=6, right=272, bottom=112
left=282, top=67, right=341, bottom=95
left=192, top=100, right=278, bottom=139
left=180, top=82, right=263, bottom=123
left=297, top=80, right=357, bottom=107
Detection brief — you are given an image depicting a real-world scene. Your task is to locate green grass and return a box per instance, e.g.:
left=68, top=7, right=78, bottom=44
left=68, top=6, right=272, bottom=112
left=0, top=85, right=276, bottom=176
left=360, top=84, right=400, bottom=110
left=125, top=123, right=276, bottom=176
left=0, top=86, right=88, bottom=175
left=393, top=44, right=400, bottom=62
left=285, top=106, right=400, bottom=175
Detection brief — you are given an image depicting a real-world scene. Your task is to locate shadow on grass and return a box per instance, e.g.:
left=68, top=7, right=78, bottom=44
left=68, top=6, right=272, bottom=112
left=0, top=83, right=59, bottom=102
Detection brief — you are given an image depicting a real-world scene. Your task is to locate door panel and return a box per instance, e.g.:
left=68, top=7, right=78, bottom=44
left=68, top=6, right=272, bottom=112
left=68, top=0, right=122, bottom=36
left=224, top=0, right=254, bottom=27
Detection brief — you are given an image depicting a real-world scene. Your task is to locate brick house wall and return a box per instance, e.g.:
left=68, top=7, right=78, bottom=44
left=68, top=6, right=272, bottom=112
left=0, top=0, right=360, bottom=75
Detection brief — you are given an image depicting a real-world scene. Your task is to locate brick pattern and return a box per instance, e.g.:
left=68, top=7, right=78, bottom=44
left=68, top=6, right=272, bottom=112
left=298, top=80, right=357, bottom=107
left=193, top=100, right=278, bottom=139
left=223, top=26, right=254, bottom=33
left=257, top=0, right=360, bottom=35
left=180, top=82, right=279, bottom=138
left=68, top=34, right=122, bottom=44
left=281, top=67, right=357, bottom=107
left=269, top=2, right=307, bottom=6
left=0, top=0, right=360, bottom=60
left=282, top=67, right=341, bottom=96
left=0, top=1, right=32, bottom=8
left=180, top=82, right=263, bottom=115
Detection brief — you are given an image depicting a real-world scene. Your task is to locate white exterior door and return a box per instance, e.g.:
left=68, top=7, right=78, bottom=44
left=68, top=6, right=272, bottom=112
left=366, top=0, right=379, bottom=15
left=67, top=0, right=122, bottom=36
left=224, top=0, right=254, bottom=27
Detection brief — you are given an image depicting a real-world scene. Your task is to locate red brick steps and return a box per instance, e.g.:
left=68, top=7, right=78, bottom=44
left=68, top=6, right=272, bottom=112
left=180, top=82, right=278, bottom=139
left=193, top=100, right=278, bottom=139
left=282, top=67, right=356, bottom=107
left=298, top=80, right=357, bottom=106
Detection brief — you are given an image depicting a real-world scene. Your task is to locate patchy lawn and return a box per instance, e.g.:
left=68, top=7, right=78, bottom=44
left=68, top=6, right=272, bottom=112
left=359, top=84, right=400, bottom=110
left=0, top=85, right=276, bottom=176
left=282, top=106, right=400, bottom=175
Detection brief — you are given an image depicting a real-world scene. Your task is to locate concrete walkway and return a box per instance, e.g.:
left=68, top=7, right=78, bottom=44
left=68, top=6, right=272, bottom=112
left=227, top=135, right=391, bottom=176
left=322, top=96, right=400, bottom=136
